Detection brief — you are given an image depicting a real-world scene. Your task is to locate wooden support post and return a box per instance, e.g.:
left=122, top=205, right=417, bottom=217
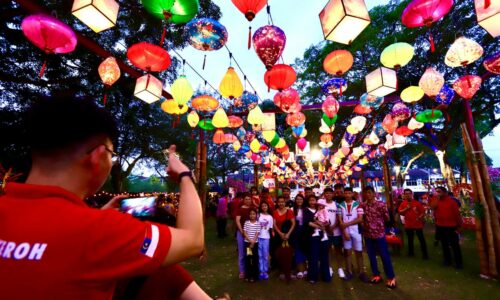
left=254, top=164, right=259, bottom=189
left=382, top=155, right=393, bottom=212
left=196, top=130, right=207, bottom=216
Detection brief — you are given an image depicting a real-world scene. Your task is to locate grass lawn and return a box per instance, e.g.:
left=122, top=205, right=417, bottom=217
left=182, top=219, right=499, bottom=300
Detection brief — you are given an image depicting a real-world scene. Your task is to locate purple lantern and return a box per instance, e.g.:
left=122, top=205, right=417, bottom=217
left=321, top=78, right=348, bottom=96
left=435, top=84, right=455, bottom=106
left=391, top=102, right=411, bottom=122
left=253, top=25, right=286, bottom=70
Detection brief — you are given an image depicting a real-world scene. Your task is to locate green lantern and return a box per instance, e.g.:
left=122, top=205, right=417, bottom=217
left=198, top=119, right=215, bottom=130
left=322, top=113, right=337, bottom=127
left=270, top=134, right=280, bottom=147
left=141, top=0, right=199, bottom=24
left=415, top=109, right=443, bottom=123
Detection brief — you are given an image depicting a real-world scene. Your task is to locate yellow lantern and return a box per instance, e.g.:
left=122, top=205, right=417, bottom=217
left=187, top=111, right=199, bottom=128
left=419, top=67, right=444, bottom=97
left=134, top=74, right=162, bottom=104
left=380, top=42, right=414, bottom=70
left=248, top=105, right=264, bottom=125
left=276, top=138, right=286, bottom=149
left=250, top=139, right=261, bottom=153
left=299, top=129, right=308, bottom=138
left=400, top=86, right=424, bottom=103
left=445, top=37, right=484, bottom=67
left=475, top=0, right=500, bottom=37
left=219, top=67, right=244, bottom=99
left=171, top=75, right=193, bottom=107
left=360, top=157, right=369, bottom=165
left=72, top=0, right=119, bottom=33
left=161, top=100, right=188, bottom=115
left=212, top=108, right=229, bottom=128
left=319, top=0, right=371, bottom=45
left=233, top=140, right=241, bottom=151
left=262, top=130, right=276, bottom=142
left=346, top=124, right=359, bottom=134
left=365, top=67, right=397, bottom=97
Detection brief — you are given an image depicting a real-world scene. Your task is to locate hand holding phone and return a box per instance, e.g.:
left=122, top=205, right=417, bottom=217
left=120, top=197, right=157, bottom=217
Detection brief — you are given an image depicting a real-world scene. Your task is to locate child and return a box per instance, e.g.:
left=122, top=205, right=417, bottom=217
left=243, top=208, right=261, bottom=282
left=313, top=199, right=330, bottom=241
left=258, top=202, right=273, bottom=280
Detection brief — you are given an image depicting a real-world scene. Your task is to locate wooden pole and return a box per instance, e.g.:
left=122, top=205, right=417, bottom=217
left=382, top=155, right=393, bottom=212
left=254, top=164, right=259, bottom=189
left=196, top=130, right=207, bottom=216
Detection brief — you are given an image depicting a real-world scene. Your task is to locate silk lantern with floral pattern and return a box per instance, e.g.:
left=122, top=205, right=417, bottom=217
left=392, top=102, right=411, bottom=121
left=483, top=52, right=500, bottom=74
left=435, top=84, right=455, bottom=106
left=253, top=25, right=286, bottom=69
left=445, top=37, right=483, bottom=67
left=453, top=75, right=482, bottom=100
left=322, top=78, right=348, bottom=96
left=360, top=93, right=384, bottom=109
left=98, top=57, right=120, bottom=104
left=419, top=67, right=444, bottom=97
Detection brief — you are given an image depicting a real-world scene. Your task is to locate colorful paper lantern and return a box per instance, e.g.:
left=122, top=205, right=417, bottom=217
left=142, top=0, right=199, bottom=24
left=185, top=18, right=228, bottom=51
left=171, top=75, right=193, bottom=107
left=248, top=105, right=265, bottom=125
left=360, top=93, right=384, bottom=109
left=322, top=96, right=340, bottom=118
left=286, top=112, right=306, bottom=127
left=253, top=25, right=286, bottom=69
left=187, top=110, right=199, bottom=128
left=323, top=49, right=354, bottom=75
left=475, top=0, right=500, bottom=37
left=231, top=0, right=268, bottom=21
left=407, top=117, right=424, bottom=130
left=395, top=126, right=414, bottom=136
left=191, top=95, right=219, bottom=112
left=419, top=67, right=444, bottom=97
left=322, top=78, right=348, bottom=96
left=198, top=119, right=215, bottom=131
left=353, top=104, right=372, bottom=115
left=453, top=75, right=482, bottom=100
left=21, top=14, right=77, bottom=77
left=392, top=102, right=411, bottom=122
left=213, top=129, right=226, bottom=144
left=219, top=67, right=244, bottom=100
left=98, top=57, right=120, bottom=87
left=380, top=42, right=414, bottom=70
left=134, top=74, right=163, bottom=104
left=400, top=86, right=424, bottom=103
left=319, top=0, right=371, bottom=45
left=382, top=114, right=398, bottom=134
left=445, top=37, right=484, bottom=67
left=212, top=108, right=229, bottom=128
left=365, top=67, right=397, bottom=97
left=274, top=88, right=300, bottom=113
left=435, top=84, right=455, bottom=106
left=127, top=42, right=171, bottom=72
left=228, top=116, right=244, bottom=128
left=264, top=64, right=296, bottom=91
left=416, top=109, right=443, bottom=123
left=72, top=0, right=119, bottom=33
left=483, top=52, right=500, bottom=74
left=161, top=99, right=188, bottom=115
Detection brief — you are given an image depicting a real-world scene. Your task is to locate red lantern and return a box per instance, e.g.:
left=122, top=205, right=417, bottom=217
left=382, top=114, right=398, bottom=134
left=395, top=126, right=414, bottom=136
left=264, top=64, right=296, bottom=92
left=231, top=0, right=267, bottom=21
left=127, top=42, right=171, bottom=72
left=453, top=75, right=482, bottom=100
left=286, top=112, right=306, bottom=127
left=213, top=129, right=225, bottom=144
left=274, top=88, right=300, bottom=113
left=322, top=96, right=339, bottom=118
left=253, top=25, right=286, bottom=70
left=353, top=104, right=372, bottom=115
left=228, top=115, right=244, bottom=128
left=323, top=49, right=353, bottom=76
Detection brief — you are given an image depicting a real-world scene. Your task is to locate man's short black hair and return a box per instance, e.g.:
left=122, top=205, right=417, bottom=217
left=261, top=188, right=269, bottom=193
left=25, top=95, right=118, bottom=153
left=363, top=186, right=375, bottom=193
left=436, top=186, right=447, bottom=193
left=404, top=188, right=413, bottom=194
left=344, top=187, right=353, bottom=192
left=324, top=187, right=333, bottom=193
left=282, top=187, right=290, bottom=191
left=333, top=183, right=344, bottom=190
left=304, top=187, right=312, bottom=191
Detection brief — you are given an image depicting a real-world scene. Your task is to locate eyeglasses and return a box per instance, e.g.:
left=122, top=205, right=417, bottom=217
left=87, top=145, right=120, bottom=161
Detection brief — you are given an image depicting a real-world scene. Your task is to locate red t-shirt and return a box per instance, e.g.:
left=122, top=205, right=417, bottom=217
left=260, top=195, right=275, bottom=211
left=398, top=200, right=425, bottom=229
left=230, top=197, right=242, bottom=219
left=433, top=196, right=461, bottom=227
left=273, top=208, right=294, bottom=230
left=0, top=183, right=172, bottom=300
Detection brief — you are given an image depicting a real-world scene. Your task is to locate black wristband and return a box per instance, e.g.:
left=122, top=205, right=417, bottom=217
left=178, top=171, right=194, bottom=183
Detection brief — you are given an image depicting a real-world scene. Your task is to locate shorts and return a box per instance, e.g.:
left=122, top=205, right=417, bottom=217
left=343, top=232, right=363, bottom=252
left=328, top=235, right=343, bottom=248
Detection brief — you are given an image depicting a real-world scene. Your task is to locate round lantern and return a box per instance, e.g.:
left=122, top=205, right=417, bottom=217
left=435, top=84, right=455, bottom=106
left=321, top=78, right=348, bottom=96
left=198, top=119, right=215, bottom=130
left=395, top=126, right=414, bottom=136
left=274, top=88, right=300, bottom=113
left=127, top=42, right=171, bottom=72
left=360, top=93, right=384, bottom=109
left=286, top=112, right=306, bottom=127
left=382, top=114, right=398, bottom=134
left=220, top=67, right=244, bottom=99
left=142, top=0, right=199, bottom=24
left=408, top=117, right=424, bottom=130
left=483, top=52, right=500, bottom=74
left=351, top=116, right=367, bottom=131
left=187, top=110, right=199, bottom=128
left=416, top=109, right=443, bottom=123
left=231, top=0, right=267, bottom=21
left=296, top=138, right=308, bottom=151
left=445, top=36, right=484, bottom=67
left=98, top=57, right=121, bottom=87
left=253, top=25, right=286, bottom=69
left=323, top=49, right=354, bottom=76
left=171, top=75, right=193, bottom=107
left=21, top=14, right=77, bottom=77
left=400, top=86, right=424, bottom=104
left=238, top=91, right=258, bottom=109
left=353, top=104, right=372, bottom=115
left=228, top=115, right=244, bottom=128
left=419, top=67, right=444, bottom=97
left=225, top=133, right=237, bottom=143
left=161, top=99, right=189, bottom=115
left=213, top=129, right=225, bottom=144
left=212, top=107, right=229, bottom=128
left=453, top=75, right=482, bottom=100
left=322, top=96, right=340, bottom=118
left=185, top=17, right=228, bottom=51
left=264, top=64, right=296, bottom=91
left=391, top=102, right=411, bottom=122
left=380, top=42, right=414, bottom=69
left=191, top=95, right=219, bottom=112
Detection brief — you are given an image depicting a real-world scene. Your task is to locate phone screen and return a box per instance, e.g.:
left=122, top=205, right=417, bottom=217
left=120, top=197, right=157, bottom=217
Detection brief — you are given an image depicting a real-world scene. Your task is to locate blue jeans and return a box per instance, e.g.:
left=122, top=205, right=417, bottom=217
left=258, top=238, right=270, bottom=274
left=365, top=237, right=395, bottom=279
left=307, top=236, right=331, bottom=282
left=237, top=231, right=245, bottom=273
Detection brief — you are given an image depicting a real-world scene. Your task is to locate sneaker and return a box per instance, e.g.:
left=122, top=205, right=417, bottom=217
left=297, top=272, right=304, bottom=279
left=338, top=268, right=346, bottom=279
left=321, top=234, right=329, bottom=241
left=329, top=267, right=334, bottom=277
left=312, top=230, right=320, bottom=237
left=239, top=272, right=245, bottom=279
left=370, top=275, right=382, bottom=284
left=358, top=272, right=370, bottom=283
left=386, top=278, right=397, bottom=289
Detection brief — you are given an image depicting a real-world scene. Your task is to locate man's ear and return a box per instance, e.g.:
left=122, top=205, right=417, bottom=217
left=86, top=145, right=105, bottom=172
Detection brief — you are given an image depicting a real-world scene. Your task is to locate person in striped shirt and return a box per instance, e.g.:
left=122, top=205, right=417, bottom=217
left=243, top=208, right=261, bottom=282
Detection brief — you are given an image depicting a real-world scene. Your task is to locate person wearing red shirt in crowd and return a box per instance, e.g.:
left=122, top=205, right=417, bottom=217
left=431, top=186, right=463, bottom=269
left=250, top=186, right=260, bottom=207
left=259, top=188, right=275, bottom=211
left=361, top=186, right=397, bottom=289
left=398, top=189, right=429, bottom=260
left=235, top=193, right=255, bottom=279
left=0, top=96, right=212, bottom=299
left=273, top=196, right=296, bottom=281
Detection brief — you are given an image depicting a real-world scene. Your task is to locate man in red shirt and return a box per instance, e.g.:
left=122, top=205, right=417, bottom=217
left=398, top=189, right=428, bottom=259
left=431, top=186, right=463, bottom=269
left=0, top=96, right=209, bottom=299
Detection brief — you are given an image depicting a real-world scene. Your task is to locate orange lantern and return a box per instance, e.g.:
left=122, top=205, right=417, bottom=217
left=213, top=129, right=225, bottom=144
left=353, top=104, right=371, bottom=114
left=419, top=67, right=444, bottom=97
left=264, top=64, right=297, bottom=92
left=323, top=49, right=353, bottom=76
left=228, top=115, right=244, bottom=128
left=286, top=112, right=306, bottom=127
left=98, top=56, right=120, bottom=104
left=319, top=133, right=333, bottom=148
left=224, top=133, right=238, bottom=143
left=382, top=114, right=398, bottom=134
left=191, top=95, right=219, bottom=112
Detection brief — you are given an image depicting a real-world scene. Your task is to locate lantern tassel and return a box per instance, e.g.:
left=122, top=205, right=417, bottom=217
left=485, top=0, right=490, bottom=9
left=428, top=30, right=435, bottom=53
left=340, top=85, right=343, bottom=97
left=160, top=26, right=167, bottom=47
left=39, top=57, right=47, bottom=78
left=103, top=93, right=107, bottom=106
left=202, top=54, right=207, bottom=70
left=267, top=75, right=271, bottom=92
left=248, top=26, right=252, bottom=49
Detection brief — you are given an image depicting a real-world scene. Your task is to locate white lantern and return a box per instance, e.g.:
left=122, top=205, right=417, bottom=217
left=134, top=74, right=162, bottom=104
left=365, top=67, right=397, bottom=97
left=351, top=116, right=367, bottom=132
left=392, top=132, right=407, bottom=148
left=72, top=0, right=119, bottom=33
left=475, top=0, right=500, bottom=37
left=408, top=117, right=424, bottom=130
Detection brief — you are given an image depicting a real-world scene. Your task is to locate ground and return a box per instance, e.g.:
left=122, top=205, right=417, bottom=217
left=182, top=220, right=499, bottom=300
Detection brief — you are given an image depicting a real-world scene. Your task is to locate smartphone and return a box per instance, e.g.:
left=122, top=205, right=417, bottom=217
left=120, top=197, right=157, bottom=217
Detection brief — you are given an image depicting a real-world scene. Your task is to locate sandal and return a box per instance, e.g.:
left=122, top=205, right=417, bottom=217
left=370, top=275, right=382, bottom=284
left=386, top=278, right=397, bottom=289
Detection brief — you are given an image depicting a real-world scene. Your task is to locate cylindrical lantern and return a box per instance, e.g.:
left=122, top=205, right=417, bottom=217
left=219, top=67, right=244, bottom=99
left=365, top=67, right=397, bottom=97
left=72, top=0, right=119, bottom=33
left=134, top=74, right=163, bottom=104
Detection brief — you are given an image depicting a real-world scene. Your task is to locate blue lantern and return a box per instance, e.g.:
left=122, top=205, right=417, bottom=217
left=321, top=78, right=348, bottom=96
left=435, top=84, right=454, bottom=106
left=360, top=93, right=384, bottom=109
left=185, top=18, right=228, bottom=51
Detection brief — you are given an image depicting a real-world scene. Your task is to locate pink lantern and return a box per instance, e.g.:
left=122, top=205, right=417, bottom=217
left=401, top=0, right=454, bottom=52
left=322, top=96, right=340, bottom=118
left=297, top=138, right=308, bottom=151
left=453, top=75, right=482, bottom=100
left=253, top=25, right=286, bottom=70
left=274, top=88, right=300, bottom=113
left=391, top=102, right=411, bottom=121
left=224, top=133, right=238, bottom=143
left=483, top=52, right=500, bottom=75
left=382, top=114, right=398, bottom=134
left=286, top=112, right=306, bottom=127
left=21, top=14, right=77, bottom=77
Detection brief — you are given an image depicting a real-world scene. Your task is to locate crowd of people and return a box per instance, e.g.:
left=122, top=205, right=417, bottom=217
left=214, top=184, right=464, bottom=289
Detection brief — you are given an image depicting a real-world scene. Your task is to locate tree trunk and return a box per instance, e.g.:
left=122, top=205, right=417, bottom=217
left=435, top=151, right=456, bottom=190
left=110, top=163, right=124, bottom=193
left=394, top=164, right=403, bottom=189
